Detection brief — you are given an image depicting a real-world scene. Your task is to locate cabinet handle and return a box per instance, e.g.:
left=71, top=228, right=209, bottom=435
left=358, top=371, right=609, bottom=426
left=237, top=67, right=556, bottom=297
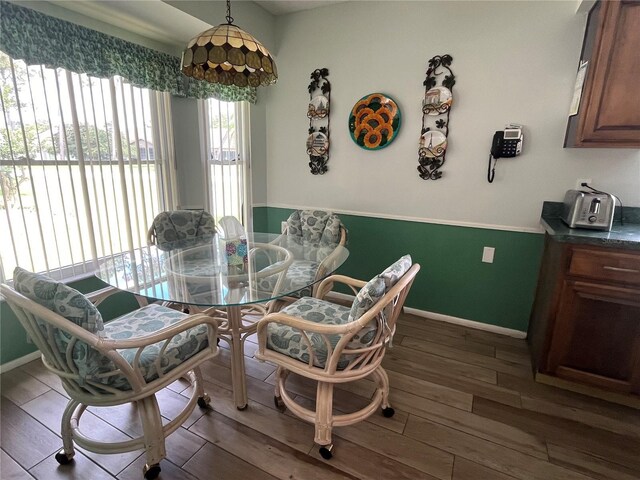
left=603, top=266, right=640, bottom=274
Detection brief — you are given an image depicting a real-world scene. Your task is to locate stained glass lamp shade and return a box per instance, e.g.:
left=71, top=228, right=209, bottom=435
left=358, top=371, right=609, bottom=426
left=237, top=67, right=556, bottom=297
left=181, top=19, right=277, bottom=88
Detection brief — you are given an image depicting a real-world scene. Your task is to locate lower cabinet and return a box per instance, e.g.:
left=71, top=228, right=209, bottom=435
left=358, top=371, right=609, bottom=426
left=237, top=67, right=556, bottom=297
left=546, top=280, right=640, bottom=393
left=529, top=237, right=640, bottom=396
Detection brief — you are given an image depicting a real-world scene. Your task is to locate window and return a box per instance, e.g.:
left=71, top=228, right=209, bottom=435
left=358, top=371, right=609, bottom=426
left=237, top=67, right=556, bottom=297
left=0, top=52, right=177, bottom=282
left=200, top=99, right=251, bottom=227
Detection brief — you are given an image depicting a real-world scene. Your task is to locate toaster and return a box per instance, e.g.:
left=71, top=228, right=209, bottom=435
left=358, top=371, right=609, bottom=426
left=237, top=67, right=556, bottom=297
left=561, top=190, right=616, bottom=231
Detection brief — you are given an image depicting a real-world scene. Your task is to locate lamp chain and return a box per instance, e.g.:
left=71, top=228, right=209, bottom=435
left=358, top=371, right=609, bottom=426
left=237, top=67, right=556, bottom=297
left=226, top=0, right=234, bottom=24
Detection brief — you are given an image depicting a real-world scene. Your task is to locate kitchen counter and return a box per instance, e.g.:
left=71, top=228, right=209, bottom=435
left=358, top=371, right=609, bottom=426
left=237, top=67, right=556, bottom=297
left=540, top=201, right=640, bottom=251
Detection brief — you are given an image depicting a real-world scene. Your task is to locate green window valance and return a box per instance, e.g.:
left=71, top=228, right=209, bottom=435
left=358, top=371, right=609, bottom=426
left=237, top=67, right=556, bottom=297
left=0, top=1, right=256, bottom=103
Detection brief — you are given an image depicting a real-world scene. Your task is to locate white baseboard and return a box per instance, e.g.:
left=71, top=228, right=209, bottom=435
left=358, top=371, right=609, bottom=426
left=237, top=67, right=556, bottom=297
left=327, top=291, right=527, bottom=339
left=0, top=351, right=41, bottom=374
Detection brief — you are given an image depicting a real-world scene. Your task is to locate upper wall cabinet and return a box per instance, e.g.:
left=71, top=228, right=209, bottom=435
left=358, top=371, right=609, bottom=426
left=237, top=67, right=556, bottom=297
left=564, top=0, right=640, bottom=148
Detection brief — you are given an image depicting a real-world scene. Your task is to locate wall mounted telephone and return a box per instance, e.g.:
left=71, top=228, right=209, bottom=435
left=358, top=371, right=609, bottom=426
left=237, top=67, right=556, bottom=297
left=488, top=124, right=523, bottom=183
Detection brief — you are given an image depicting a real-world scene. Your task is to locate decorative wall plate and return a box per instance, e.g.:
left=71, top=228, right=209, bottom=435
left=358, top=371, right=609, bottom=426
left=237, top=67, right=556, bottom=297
left=306, top=132, right=329, bottom=156
left=307, top=68, right=331, bottom=174
left=422, top=86, right=452, bottom=115
left=348, top=93, right=401, bottom=150
left=308, top=95, right=330, bottom=119
left=417, top=54, right=455, bottom=180
left=419, top=131, right=448, bottom=158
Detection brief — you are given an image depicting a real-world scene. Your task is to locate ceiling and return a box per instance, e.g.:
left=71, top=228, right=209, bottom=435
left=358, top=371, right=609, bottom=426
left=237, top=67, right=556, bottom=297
left=47, top=0, right=348, bottom=50
left=49, top=0, right=211, bottom=47
left=254, top=0, right=347, bottom=16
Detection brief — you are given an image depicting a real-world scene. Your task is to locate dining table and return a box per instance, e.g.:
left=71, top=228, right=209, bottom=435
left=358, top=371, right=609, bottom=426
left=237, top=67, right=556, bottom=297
left=95, top=232, right=349, bottom=409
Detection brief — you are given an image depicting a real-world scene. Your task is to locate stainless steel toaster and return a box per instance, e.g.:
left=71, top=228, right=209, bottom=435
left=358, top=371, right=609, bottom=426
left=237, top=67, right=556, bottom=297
left=561, top=190, right=616, bottom=231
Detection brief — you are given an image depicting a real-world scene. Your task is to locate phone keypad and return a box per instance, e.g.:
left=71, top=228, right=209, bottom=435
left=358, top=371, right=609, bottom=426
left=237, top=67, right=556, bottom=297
left=503, top=139, right=520, bottom=157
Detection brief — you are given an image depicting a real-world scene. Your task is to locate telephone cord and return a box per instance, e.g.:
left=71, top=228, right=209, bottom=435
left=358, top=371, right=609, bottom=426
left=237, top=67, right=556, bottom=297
left=487, top=153, right=497, bottom=183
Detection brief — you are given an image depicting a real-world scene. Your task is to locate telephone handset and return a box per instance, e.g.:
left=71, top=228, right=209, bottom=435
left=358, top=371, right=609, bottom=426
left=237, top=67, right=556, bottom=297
left=488, top=125, right=523, bottom=183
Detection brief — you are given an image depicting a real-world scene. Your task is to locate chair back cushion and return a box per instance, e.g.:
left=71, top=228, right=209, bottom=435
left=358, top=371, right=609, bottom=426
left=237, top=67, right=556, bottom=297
left=12, top=268, right=104, bottom=384
left=286, top=210, right=342, bottom=244
left=151, top=210, right=216, bottom=250
left=348, top=276, right=385, bottom=322
left=378, top=254, right=413, bottom=320
left=378, top=255, right=412, bottom=292
left=13, top=267, right=103, bottom=333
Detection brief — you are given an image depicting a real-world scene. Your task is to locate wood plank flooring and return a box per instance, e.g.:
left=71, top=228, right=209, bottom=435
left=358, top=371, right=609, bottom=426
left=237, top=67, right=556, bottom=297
left=1, top=311, right=639, bottom=479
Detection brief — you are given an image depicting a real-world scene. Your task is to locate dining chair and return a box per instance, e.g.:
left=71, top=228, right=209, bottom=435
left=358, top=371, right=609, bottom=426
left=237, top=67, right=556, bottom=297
left=1, top=268, right=219, bottom=480
left=260, top=209, right=348, bottom=304
left=256, top=255, right=419, bottom=459
left=147, top=209, right=216, bottom=251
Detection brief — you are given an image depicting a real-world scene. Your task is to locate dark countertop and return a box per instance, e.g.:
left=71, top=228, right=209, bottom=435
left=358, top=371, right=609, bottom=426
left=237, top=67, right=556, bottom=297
left=541, top=202, right=640, bottom=251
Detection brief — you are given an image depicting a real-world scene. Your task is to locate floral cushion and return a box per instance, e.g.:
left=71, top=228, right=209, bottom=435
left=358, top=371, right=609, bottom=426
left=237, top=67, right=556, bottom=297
left=348, top=277, right=386, bottom=322
left=13, top=267, right=103, bottom=333
left=378, top=255, right=413, bottom=319
left=378, top=255, right=412, bottom=291
left=12, top=267, right=105, bottom=383
left=256, top=260, right=319, bottom=298
left=87, top=304, right=210, bottom=391
left=151, top=210, right=216, bottom=251
left=286, top=210, right=343, bottom=244
left=266, top=297, right=354, bottom=369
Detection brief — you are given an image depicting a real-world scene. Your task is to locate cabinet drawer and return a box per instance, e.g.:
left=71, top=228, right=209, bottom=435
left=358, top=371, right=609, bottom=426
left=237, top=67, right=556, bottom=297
left=569, top=249, right=640, bottom=285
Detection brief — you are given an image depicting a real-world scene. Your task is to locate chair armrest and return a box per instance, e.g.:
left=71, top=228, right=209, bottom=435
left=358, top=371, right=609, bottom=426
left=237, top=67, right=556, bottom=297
left=87, top=286, right=120, bottom=307
left=98, top=313, right=220, bottom=350
left=256, top=308, right=378, bottom=374
left=315, top=274, right=367, bottom=300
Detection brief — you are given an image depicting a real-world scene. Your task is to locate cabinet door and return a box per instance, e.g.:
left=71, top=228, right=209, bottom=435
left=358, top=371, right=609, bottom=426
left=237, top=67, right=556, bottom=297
left=547, top=280, right=640, bottom=393
left=570, top=0, right=640, bottom=147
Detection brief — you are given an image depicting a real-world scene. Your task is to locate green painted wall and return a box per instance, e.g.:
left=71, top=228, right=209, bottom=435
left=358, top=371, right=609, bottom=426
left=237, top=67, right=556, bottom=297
left=1, top=276, right=139, bottom=365
left=259, top=207, right=545, bottom=332
left=252, top=206, right=269, bottom=233
left=1, top=207, right=544, bottom=365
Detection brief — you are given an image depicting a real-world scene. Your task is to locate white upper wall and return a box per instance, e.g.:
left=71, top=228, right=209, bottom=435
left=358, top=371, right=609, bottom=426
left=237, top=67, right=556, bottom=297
left=264, top=0, right=640, bottom=230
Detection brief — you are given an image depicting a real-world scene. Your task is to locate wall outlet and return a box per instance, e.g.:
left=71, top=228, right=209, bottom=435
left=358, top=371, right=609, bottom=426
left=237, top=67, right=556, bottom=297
left=482, top=247, right=495, bottom=264
left=281, top=221, right=288, bottom=233
left=576, top=178, right=592, bottom=190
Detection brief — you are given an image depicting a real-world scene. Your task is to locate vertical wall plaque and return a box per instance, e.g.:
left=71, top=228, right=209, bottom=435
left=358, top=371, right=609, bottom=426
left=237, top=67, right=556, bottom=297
left=417, top=55, right=455, bottom=180
left=306, top=68, right=331, bottom=174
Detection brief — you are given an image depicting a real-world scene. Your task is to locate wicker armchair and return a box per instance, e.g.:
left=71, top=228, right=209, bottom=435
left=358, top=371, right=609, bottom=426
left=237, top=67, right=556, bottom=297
left=1, top=268, right=219, bottom=479
left=263, top=210, right=348, bottom=305
left=256, top=256, right=419, bottom=459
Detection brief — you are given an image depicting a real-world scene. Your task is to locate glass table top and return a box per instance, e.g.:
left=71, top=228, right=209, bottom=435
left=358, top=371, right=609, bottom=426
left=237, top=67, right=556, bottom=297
left=95, top=233, right=349, bottom=307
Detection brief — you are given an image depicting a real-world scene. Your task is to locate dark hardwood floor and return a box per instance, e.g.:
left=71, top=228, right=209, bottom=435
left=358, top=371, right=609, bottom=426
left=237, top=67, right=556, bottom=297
left=1, top=312, right=639, bottom=479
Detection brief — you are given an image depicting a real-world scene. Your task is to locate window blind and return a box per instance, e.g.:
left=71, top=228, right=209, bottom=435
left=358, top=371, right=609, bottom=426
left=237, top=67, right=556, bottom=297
left=0, top=52, right=177, bottom=282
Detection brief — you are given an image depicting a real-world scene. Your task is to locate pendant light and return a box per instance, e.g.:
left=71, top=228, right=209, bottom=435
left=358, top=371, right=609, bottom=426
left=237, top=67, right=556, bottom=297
left=181, top=0, right=277, bottom=88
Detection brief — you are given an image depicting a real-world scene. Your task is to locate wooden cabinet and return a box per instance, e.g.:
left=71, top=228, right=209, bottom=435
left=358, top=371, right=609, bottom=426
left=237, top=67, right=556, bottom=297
left=564, top=0, right=640, bottom=147
left=529, top=238, right=640, bottom=395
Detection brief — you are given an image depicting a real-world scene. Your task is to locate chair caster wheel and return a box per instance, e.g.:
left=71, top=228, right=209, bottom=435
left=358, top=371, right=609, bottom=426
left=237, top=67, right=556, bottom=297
left=319, top=444, right=334, bottom=460
left=55, top=449, right=74, bottom=465
left=274, top=395, right=286, bottom=412
left=382, top=407, right=395, bottom=418
left=197, top=394, right=211, bottom=408
left=143, top=463, right=161, bottom=479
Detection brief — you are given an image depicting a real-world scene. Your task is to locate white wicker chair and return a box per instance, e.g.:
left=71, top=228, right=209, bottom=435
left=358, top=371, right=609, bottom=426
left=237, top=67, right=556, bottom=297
left=256, top=257, right=419, bottom=459
left=1, top=271, right=219, bottom=480
left=265, top=209, right=348, bottom=308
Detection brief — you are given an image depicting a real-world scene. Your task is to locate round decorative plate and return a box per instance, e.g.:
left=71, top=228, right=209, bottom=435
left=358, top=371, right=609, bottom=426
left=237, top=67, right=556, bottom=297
left=348, top=93, right=401, bottom=150
left=422, top=86, right=453, bottom=115
left=418, top=130, right=447, bottom=158
left=307, top=95, right=330, bottom=119
left=306, top=132, right=329, bottom=156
